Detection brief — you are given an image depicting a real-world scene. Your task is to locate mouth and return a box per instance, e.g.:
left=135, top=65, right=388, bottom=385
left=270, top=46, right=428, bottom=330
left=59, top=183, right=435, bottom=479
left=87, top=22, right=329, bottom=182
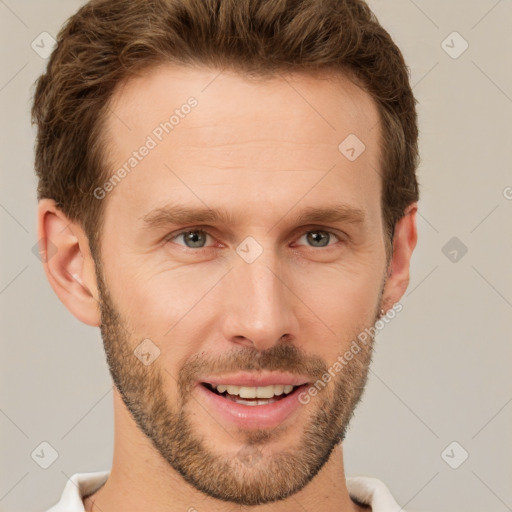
left=195, top=381, right=311, bottom=429
left=200, top=382, right=306, bottom=406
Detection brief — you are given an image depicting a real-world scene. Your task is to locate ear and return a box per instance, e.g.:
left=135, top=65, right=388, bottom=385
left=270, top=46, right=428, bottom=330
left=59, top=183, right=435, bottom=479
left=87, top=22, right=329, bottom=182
left=36, top=198, right=101, bottom=326
left=381, top=202, right=418, bottom=311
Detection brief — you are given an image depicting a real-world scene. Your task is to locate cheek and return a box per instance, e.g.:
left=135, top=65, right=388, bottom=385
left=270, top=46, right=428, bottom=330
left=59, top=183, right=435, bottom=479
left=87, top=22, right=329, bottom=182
left=293, top=265, right=381, bottom=336
left=106, top=259, right=219, bottom=342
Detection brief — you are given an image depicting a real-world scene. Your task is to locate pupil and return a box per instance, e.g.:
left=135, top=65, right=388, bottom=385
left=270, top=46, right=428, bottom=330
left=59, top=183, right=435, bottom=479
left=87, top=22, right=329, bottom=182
left=307, top=231, right=329, bottom=247
left=185, top=231, right=205, bottom=248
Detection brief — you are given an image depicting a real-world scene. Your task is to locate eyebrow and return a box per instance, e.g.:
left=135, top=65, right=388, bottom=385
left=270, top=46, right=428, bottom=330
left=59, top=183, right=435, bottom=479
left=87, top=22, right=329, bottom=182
left=141, top=203, right=366, bottom=230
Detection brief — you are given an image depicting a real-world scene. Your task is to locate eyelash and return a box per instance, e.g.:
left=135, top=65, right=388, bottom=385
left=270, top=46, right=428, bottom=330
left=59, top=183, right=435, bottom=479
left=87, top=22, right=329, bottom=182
left=163, top=227, right=344, bottom=251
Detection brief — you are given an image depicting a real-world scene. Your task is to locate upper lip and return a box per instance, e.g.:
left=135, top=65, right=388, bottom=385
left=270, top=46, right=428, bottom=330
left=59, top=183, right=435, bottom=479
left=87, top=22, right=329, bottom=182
left=198, top=372, right=311, bottom=388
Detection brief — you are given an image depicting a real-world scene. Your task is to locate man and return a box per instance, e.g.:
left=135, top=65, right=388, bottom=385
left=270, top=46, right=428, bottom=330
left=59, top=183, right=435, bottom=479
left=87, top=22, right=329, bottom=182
left=32, top=0, right=419, bottom=510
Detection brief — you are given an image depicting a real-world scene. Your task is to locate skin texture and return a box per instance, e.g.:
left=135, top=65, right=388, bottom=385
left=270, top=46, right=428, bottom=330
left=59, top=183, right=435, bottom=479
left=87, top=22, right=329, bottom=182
left=38, top=64, right=418, bottom=512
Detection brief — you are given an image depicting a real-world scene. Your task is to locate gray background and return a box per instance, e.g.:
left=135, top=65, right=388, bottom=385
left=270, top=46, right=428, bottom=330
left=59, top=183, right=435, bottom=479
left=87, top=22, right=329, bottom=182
left=1, top=1, right=511, bottom=511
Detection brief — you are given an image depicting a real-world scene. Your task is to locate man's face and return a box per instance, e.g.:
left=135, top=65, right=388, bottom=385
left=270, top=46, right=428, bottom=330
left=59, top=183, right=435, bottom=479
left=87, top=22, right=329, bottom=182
left=95, top=64, right=388, bottom=506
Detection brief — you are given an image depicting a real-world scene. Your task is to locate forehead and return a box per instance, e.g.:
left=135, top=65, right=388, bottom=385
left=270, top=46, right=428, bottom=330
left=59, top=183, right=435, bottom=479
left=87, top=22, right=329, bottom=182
left=106, top=63, right=380, bottom=146
left=101, top=63, right=383, bottom=228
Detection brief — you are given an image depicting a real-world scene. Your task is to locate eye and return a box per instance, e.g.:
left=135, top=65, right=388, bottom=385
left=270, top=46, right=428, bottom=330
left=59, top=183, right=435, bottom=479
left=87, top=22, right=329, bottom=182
left=295, top=229, right=341, bottom=248
left=166, top=229, right=214, bottom=249
left=164, top=227, right=343, bottom=252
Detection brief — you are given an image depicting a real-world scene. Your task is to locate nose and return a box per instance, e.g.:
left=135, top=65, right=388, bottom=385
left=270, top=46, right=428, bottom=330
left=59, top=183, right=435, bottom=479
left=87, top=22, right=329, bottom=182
left=220, top=250, right=300, bottom=351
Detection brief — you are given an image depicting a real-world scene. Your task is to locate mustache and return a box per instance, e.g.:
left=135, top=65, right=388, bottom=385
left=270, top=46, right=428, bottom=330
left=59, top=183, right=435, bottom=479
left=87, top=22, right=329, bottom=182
left=178, top=343, right=328, bottom=391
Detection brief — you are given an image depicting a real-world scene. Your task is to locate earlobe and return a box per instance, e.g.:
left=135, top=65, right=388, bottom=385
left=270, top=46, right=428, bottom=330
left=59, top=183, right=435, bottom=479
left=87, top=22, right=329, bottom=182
left=37, top=198, right=101, bottom=327
left=382, top=202, right=418, bottom=310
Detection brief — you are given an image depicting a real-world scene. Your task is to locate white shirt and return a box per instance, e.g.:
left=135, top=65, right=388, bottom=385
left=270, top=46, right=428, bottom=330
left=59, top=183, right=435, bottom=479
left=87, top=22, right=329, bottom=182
left=46, top=471, right=407, bottom=511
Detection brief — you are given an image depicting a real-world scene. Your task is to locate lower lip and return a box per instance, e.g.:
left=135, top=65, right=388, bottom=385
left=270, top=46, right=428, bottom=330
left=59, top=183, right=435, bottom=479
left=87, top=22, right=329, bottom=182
left=195, top=383, right=309, bottom=430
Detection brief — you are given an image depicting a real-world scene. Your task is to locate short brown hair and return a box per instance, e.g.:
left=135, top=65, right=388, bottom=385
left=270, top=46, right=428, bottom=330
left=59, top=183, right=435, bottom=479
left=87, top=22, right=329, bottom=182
left=31, top=0, right=419, bottom=260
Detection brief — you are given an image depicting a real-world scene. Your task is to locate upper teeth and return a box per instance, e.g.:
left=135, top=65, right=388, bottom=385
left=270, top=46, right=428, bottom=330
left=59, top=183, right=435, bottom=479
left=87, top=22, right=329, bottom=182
left=213, top=384, right=296, bottom=398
